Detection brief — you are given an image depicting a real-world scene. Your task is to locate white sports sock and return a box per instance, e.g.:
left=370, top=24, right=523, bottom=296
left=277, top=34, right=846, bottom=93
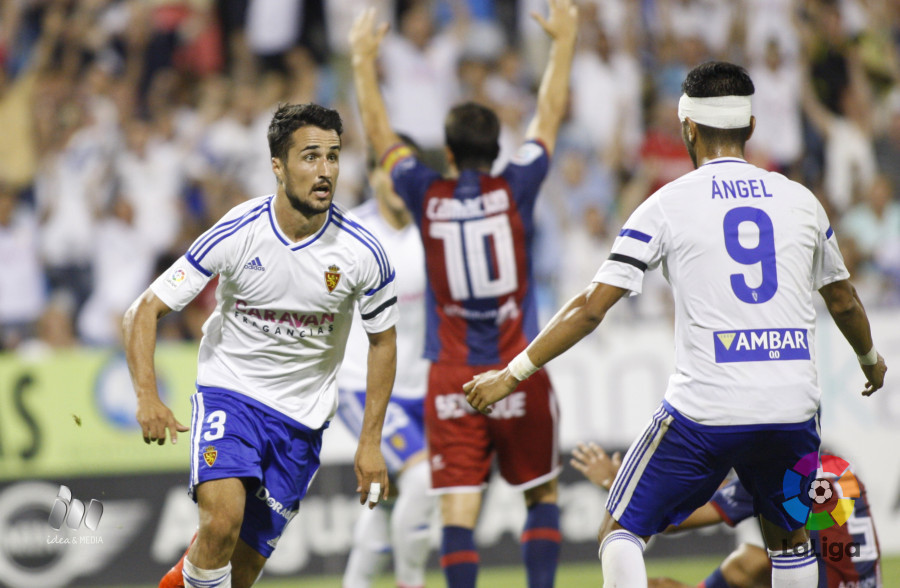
left=343, top=504, right=392, bottom=588
left=599, top=530, right=647, bottom=588
left=391, top=460, right=436, bottom=588
left=183, top=558, right=231, bottom=588
left=769, top=542, right=818, bottom=587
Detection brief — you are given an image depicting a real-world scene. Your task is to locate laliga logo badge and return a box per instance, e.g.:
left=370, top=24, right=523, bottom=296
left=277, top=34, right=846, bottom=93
left=325, top=264, right=341, bottom=293
left=782, top=453, right=859, bottom=530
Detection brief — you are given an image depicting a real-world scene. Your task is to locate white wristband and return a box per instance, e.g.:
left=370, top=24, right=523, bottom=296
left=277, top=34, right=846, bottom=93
left=507, top=350, right=539, bottom=381
left=857, top=347, right=878, bottom=366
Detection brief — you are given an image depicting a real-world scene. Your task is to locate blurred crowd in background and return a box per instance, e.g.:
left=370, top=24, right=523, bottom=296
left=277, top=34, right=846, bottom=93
left=1, top=0, right=900, bottom=354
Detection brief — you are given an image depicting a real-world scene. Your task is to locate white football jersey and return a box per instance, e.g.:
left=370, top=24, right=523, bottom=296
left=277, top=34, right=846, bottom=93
left=594, top=158, right=849, bottom=426
left=150, top=195, right=399, bottom=429
left=337, top=199, right=429, bottom=399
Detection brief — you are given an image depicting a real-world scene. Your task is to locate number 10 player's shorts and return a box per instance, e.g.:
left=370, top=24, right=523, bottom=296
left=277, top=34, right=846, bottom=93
left=425, top=363, right=561, bottom=493
left=189, top=387, right=325, bottom=557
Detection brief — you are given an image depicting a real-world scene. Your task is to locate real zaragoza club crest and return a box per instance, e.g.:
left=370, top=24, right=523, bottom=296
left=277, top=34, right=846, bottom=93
left=203, top=446, right=217, bottom=467
left=325, top=264, right=341, bottom=293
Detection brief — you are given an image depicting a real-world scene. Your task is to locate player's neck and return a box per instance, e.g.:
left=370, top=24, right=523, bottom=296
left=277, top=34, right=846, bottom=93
left=695, top=144, right=746, bottom=167
left=273, top=192, right=329, bottom=242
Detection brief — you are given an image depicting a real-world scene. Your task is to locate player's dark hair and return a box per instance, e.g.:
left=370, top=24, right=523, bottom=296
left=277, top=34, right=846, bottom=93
left=268, top=103, right=343, bottom=161
left=444, top=102, right=500, bottom=170
left=682, top=61, right=755, bottom=145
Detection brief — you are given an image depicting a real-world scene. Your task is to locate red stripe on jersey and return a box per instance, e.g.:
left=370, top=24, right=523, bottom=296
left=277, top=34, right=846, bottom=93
left=521, top=528, right=562, bottom=543
left=440, top=550, right=479, bottom=568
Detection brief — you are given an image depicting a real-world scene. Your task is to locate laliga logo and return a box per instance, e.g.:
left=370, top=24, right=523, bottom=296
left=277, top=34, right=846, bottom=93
left=782, top=453, right=859, bottom=530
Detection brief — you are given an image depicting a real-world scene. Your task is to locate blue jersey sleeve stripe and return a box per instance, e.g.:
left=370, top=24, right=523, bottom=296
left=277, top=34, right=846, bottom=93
left=365, top=270, right=396, bottom=296
left=194, top=207, right=268, bottom=263
left=825, top=226, right=834, bottom=239
left=185, top=252, right=213, bottom=277
left=333, top=219, right=392, bottom=285
left=190, top=202, right=268, bottom=258
left=619, top=228, right=653, bottom=243
left=332, top=209, right=393, bottom=276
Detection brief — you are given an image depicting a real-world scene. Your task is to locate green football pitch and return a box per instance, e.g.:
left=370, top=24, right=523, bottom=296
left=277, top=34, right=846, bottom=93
left=123, top=554, right=900, bottom=587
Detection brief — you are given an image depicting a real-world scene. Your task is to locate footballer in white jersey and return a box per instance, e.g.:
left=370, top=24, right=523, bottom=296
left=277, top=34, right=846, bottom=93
left=125, top=104, right=400, bottom=587
left=592, top=157, right=847, bottom=426
left=464, top=62, right=887, bottom=587
left=151, top=195, right=398, bottom=429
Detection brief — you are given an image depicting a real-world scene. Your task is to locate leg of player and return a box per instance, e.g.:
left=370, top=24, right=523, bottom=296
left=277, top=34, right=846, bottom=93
left=182, top=478, right=246, bottom=588
left=597, top=513, right=651, bottom=588
left=760, top=515, right=817, bottom=587
left=343, top=502, right=392, bottom=588
left=230, top=538, right=267, bottom=588
left=439, top=492, right=483, bottom=588
left=391, top=453, right=435, bottom=588
left=521, top=479, right=561, bottom=588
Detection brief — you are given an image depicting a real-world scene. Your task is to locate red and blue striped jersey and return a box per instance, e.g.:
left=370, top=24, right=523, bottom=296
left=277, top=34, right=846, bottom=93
left=384, top=140, right=550, bottom=366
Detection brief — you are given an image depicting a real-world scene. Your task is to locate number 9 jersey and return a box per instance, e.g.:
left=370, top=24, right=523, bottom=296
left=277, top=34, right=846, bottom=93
left=594, top=158, right=850, bottom=427
left=384, top=140, right=550, bottom=366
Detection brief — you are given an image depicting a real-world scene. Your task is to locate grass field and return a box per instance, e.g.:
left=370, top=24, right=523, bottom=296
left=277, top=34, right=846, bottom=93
left=120, top=555, right=900, bottom=587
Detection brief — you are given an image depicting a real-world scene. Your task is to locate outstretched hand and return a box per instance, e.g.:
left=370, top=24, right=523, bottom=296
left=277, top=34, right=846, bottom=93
left=349, top=7, right=389, bottom=62
left=531, top=0, right=578, bottom=43
left=570, top=442, right=621, bottom=491
left=861, top=354, right=887, bottom=397
left=463, top=369, right=519, bottom=414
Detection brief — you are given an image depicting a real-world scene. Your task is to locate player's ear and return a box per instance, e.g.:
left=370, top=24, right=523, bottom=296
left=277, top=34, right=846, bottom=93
left=272, top=157, right=284, bottom=185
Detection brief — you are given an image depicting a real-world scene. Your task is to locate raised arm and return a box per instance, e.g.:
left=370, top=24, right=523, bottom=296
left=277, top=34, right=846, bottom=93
left=355, top=325, right=397, bottom=508
left=818, top=279, right=886, bottom=396
left=464, top=282, right=627, bottom=412
left=122, top=289, right=189, bottom=445
left=350, top=8, right=402, bottom=160
left=524, top=0, right=579, bottom=156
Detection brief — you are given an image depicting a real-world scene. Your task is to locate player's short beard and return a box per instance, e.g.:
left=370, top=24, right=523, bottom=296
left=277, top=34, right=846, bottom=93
left=284, top=179, right=332, bottom=217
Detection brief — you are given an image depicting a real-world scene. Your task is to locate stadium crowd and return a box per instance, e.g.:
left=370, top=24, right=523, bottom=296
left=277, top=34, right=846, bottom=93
left=1, top=0, right=899, bottom=353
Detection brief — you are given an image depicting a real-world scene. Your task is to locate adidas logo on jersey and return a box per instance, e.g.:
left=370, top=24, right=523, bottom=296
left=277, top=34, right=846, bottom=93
left=244, top=257, right=265, bottom=271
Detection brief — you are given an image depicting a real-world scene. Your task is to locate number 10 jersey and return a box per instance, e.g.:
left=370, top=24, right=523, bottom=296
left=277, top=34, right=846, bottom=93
left=594, top=158, right=850, bottom=427
left=385, top=140, right=550, bottom=366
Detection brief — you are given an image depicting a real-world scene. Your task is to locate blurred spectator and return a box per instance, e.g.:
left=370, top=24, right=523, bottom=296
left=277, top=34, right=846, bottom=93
left=747, top=38, right=804, bottom=173
left=0, top=184, right=45, bottom=350
left=116, top=118, right=186, bottom=256
left=378, top=0, right=464, bottom=154
left=78, top=195, right=154, bottom=346
left=569, top=16, right=642, bottom=168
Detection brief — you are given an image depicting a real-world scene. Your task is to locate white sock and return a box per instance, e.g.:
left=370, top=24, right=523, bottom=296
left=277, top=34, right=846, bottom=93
left=391, top=460, right=436, bottom=588
left=183, top=558, right=231, bottom=588
left=599, top=530, right=647, bottom=588
left=769, top=542, right=818, bottom=587
left=343, top=504, right=392, bottom=588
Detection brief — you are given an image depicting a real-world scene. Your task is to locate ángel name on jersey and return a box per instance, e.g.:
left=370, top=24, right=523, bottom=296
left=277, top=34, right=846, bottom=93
left=714, top=328, right=810, bottom=362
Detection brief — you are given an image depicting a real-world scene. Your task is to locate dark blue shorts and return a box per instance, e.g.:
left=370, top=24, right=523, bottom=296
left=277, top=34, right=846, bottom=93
left=337, top=387, right=425, bottom=475
left=606, top=400, right=820, bottom=536
left=189, top=387, right=325, bottom=557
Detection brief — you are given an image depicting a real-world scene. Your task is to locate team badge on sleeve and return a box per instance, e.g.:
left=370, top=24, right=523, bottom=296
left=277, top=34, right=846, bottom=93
left=165, top=268, right=186, bottom=290
left=203, top=446, right=218, bottom=467
left=325, top=265, right=341, bottom=293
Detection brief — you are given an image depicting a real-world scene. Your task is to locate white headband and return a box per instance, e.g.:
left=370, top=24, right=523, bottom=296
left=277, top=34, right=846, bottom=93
left=678, top=94, right=752, bottom=129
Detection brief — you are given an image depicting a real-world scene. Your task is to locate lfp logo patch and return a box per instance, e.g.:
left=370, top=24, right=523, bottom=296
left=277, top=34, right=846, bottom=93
left=714, top=328, right=810, bottom=362
left=782, top=452, right=859, bottom=530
